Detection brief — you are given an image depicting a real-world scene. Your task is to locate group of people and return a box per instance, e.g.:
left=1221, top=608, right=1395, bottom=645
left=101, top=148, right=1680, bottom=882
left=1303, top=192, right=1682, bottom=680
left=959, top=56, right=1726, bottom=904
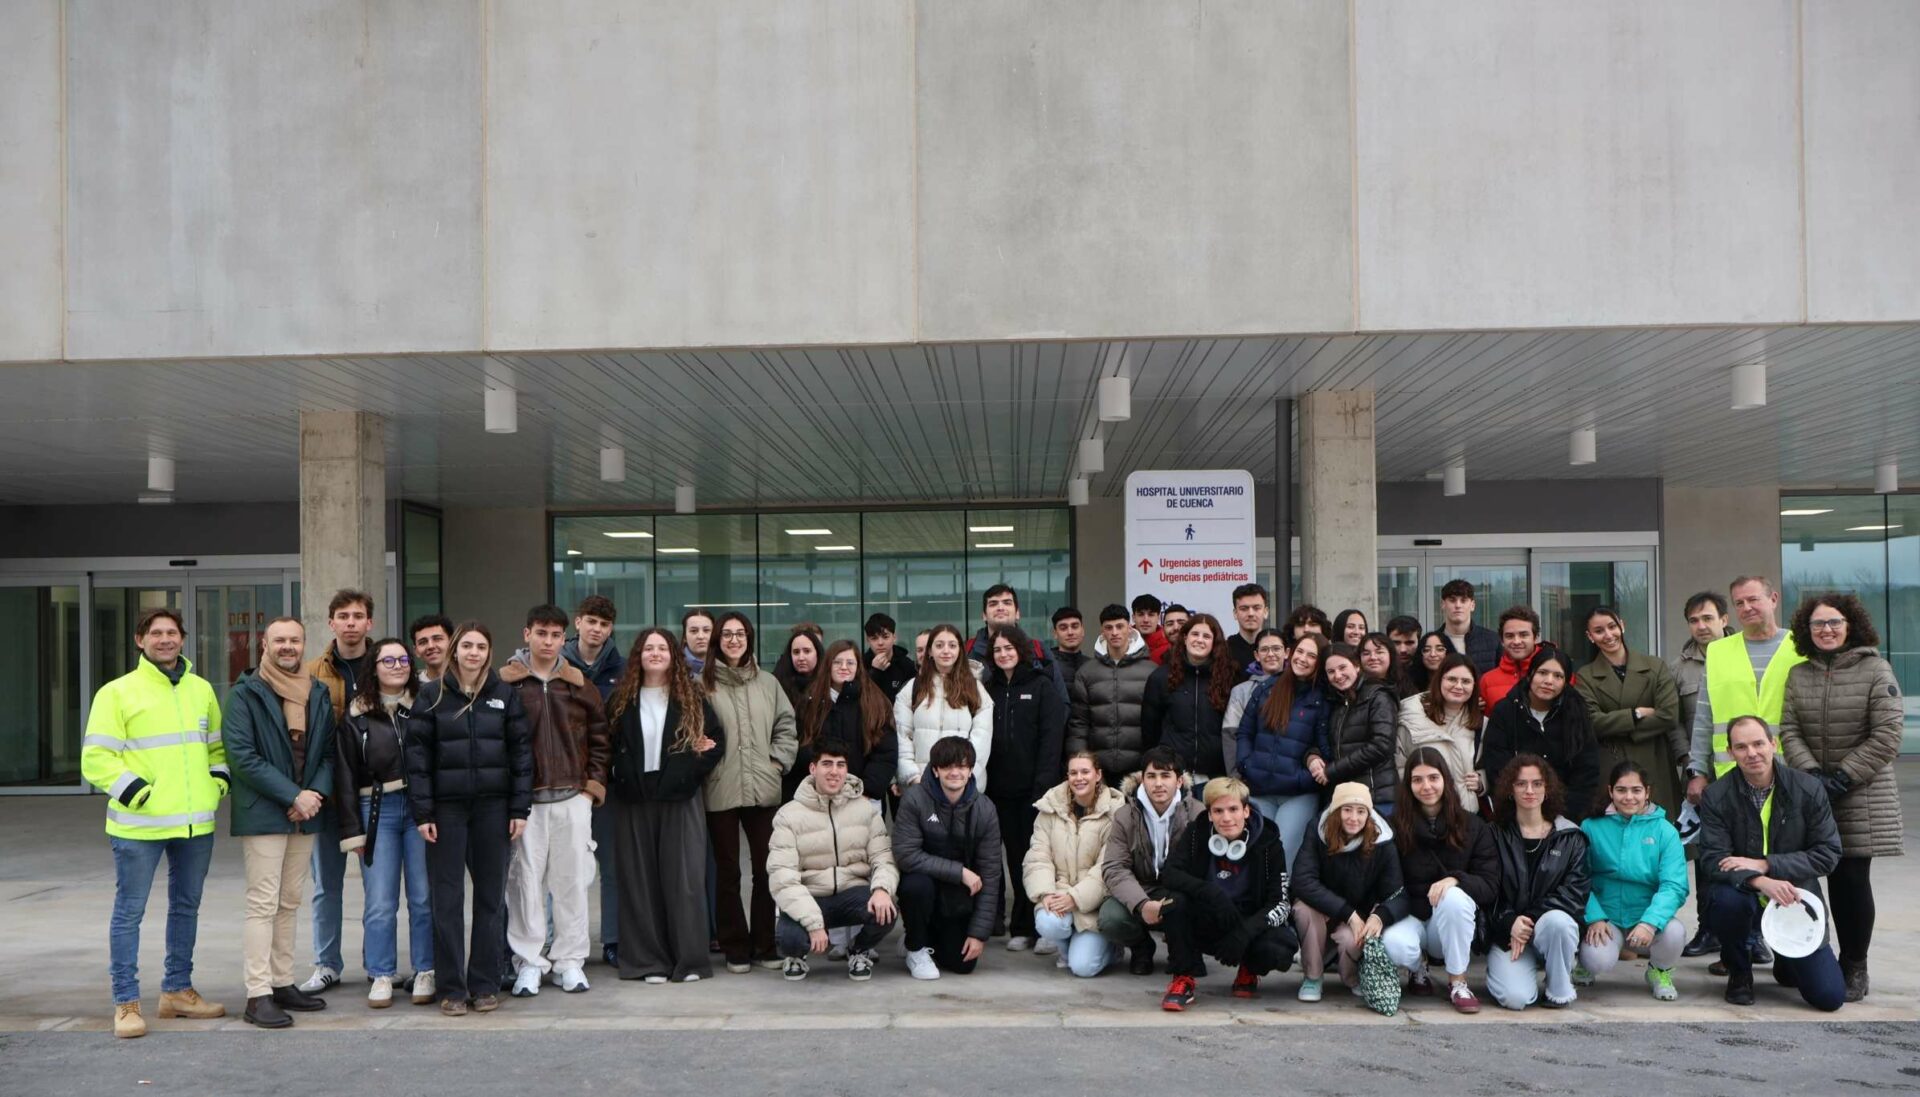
left=82, top=572, right=1901, bottom=1036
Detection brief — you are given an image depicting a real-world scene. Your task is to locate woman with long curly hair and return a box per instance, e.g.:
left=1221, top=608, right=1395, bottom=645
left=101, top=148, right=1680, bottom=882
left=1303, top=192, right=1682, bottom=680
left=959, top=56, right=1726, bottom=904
left=1142, top=612, right=1237, bottom=782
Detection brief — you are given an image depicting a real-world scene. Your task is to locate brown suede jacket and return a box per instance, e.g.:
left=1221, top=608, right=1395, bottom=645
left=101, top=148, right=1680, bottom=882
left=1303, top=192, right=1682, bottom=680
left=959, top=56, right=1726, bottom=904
left=499, top=656, right=612, bottom=804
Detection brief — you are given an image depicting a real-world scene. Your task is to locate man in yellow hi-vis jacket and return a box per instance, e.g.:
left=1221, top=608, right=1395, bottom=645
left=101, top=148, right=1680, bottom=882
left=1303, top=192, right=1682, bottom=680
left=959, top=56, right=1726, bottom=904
left=80, top=607, right=230, bottom=1038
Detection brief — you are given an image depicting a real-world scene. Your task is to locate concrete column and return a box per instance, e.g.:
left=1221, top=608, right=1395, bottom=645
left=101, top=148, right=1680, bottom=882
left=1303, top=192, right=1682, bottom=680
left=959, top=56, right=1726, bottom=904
left=1298, top=390, right=1377, bottom=621
left=300, top=411, right=387, bottom=644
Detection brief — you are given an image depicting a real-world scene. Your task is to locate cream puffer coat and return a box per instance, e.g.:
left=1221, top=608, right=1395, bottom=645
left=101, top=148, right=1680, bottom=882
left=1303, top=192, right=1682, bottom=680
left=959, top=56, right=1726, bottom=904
left=893, top=675, right=994, bottom=792
left=766, top=774, right=899, bottom=931
left=1022, top=780, right=1126, bottom=932
left=702, top=664, right=798, bottom=812
left=1780, top=646, right=1904, bottom=859
left=1395, top=694, right=1483, bottom=815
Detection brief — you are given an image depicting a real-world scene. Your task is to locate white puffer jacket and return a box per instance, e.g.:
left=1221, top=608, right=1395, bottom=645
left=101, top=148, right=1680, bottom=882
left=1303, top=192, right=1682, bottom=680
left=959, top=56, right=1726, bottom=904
left=894, top=675, right=994, bottom=792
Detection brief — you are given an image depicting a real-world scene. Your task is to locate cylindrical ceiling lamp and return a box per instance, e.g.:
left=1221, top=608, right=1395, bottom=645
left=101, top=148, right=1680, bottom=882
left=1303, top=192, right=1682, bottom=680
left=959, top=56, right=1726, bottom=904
left=1730, top=363, right=1767, bottom=411
left=147, top=456, right=175, bottom=493
left=1569, top=428, right=1597, bottom=466
left=484, top=386, right=518, bottom=433
left=599, top=446, right=626, bottom=483
left=1876, top=460, right=1899, bottom=495
left=1078, top=437, right=1105, bottom=474
left=1067, top=478, right=1090, bottom=507
left=1098, top=376, right=1131, bottom=423
left=675, top=484, right=696, bottom=514
left=1443, top=461, right=1467, bottom=497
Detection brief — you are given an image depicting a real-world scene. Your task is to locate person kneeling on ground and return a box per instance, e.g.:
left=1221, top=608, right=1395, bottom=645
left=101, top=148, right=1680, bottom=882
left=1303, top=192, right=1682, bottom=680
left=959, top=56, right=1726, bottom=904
left=767, top=743, right=898, bottom=983
left=1383, top=748, right=1497, bottom=1014
left=1024, top=752, right=1126, bottom=977
left=1577, top=761, right=1690, bottom=1001
left=1098, top=746, right=1205, bottom=976
left=1699, top=715, right=1845, bottom=1011
left=1291, top=781, right=1408, bottom=1002
left=892, top=736, right=1003, bottom=979
left=1486, top=755, right=1590, bottom=1010
left=1155, top=777, right=1298, bottom=1010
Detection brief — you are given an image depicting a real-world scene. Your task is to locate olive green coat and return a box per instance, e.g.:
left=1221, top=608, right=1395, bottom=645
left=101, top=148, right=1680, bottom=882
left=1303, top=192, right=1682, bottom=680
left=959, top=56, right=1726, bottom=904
left=701, top=664, right=798, bottom=812
left=1575, top=650, right=1683, bottom=815
left=1780, top=646, right=1904, bottom=859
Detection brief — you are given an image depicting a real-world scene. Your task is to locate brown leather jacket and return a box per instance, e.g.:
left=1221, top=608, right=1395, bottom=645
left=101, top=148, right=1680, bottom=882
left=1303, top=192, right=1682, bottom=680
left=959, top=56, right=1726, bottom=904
left=499, top=656, right=612, bottom=804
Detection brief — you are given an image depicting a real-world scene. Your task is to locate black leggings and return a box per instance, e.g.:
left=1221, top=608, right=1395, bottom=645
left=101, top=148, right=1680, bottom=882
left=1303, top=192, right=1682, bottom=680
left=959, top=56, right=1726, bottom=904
left=1828, top=857, right=1874, bottom=965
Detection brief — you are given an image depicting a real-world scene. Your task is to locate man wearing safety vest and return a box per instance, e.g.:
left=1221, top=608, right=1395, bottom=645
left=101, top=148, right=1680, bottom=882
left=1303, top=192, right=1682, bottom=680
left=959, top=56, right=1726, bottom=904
left=1683, top=575, right=1806, bottom=973
left=81, top=607, right=231, bottom=1038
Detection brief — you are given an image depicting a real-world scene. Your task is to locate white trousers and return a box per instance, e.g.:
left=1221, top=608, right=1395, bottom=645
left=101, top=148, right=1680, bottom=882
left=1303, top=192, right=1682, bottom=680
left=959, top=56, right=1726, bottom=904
left=507, top=794, right=596, bottom=972
left=1381, top=886, right=1478, bottom=976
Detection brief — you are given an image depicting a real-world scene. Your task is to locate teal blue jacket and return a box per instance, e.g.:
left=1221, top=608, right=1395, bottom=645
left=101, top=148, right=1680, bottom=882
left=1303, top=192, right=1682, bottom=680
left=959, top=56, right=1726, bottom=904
left=1580, top=804, right=1688, bottom=931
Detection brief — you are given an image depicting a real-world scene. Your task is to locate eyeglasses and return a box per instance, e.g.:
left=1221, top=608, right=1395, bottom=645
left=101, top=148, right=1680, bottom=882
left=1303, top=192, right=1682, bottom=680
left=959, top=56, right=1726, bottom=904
left=1809, top=618, right=1847, bottom=632
left=719, top=630, right=749, bottom=640
left=378, top=655, right=412, bottom=668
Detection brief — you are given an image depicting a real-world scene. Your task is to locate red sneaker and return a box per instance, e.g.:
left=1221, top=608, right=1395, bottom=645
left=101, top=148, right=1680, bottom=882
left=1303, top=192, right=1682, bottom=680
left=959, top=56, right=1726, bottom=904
left=1231, top=965, right=1259, bottom=999
left=1161, top=975, right=1197, bottom=1011
left=1448, top=982, right=1481, bottom=1014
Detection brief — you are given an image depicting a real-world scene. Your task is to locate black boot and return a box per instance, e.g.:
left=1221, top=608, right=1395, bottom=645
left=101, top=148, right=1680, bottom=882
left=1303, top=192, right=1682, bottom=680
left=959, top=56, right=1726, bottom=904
left=1747, top=931, right=1773, bottom=966
left=1724, top=969, right=1755, bottom=1006
left=1682, top=926, right=1720, bottom=958
left=244, top=995, right=293, bottom=1028
left=271, top=984, right=327, bottom=1012
left=1843, top=959, right=1868, bottom=1002
left=1129, top=943, right=1156, bottom=976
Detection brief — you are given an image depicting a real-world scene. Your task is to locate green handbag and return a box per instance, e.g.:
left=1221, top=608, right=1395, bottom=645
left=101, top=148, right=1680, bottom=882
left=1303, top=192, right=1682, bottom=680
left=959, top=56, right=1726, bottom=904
left=1359, top=936, right=1402, bottom=1017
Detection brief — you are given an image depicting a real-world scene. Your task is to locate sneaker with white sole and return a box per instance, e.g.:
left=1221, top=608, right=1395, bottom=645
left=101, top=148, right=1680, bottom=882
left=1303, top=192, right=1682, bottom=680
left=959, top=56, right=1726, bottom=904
left=642, top=975, right=668, bottom=985
left=512, top=966, right=542, bottom=998
left=679, top=973, right=701, bottom=983
left=411, top=970, right=435, bottom=1006
left=904, top=947, right=940, bottom=980
left=553, top=965, right=590, bottom=993
left=783, top=956, right=809, bottom=982
left=1647, top=966, right=1678, bottom=1001
left=848, top=951, right=875, bottom=981
left=1297, top=977, right=1323, bottom=1002
left=1033, top=937, right=1059, bottom=956
left=297, top=966, right=340, bottom=994
left=368, top=976, right=394, bottom=1009
left=1572, top=964, right=1595, bottom=987
left=1007, top=936, right=1034, bottom=952
left=725, top=961, right=752, bottom=975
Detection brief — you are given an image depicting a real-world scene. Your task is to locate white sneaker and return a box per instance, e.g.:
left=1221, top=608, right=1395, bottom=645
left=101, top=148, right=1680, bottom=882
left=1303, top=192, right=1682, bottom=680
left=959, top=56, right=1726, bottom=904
left=297, top=966, right=340, bottom=994
left=904, top=947, right=941, bottom=980
left=512, top=966, right=543, bottom=998
left=680, top=973, right=701, bottom=983
left=553, top=965, right=590, bottom=993
left=410, top=970, right=435, bottom=1006
left=642, top=975, right=668, bottom=985
left=368, top=976, right=394, bottom=1009
left=1033, top=936, right=1059, bottom=956
left=1007, top=936, right=1035, bottom=952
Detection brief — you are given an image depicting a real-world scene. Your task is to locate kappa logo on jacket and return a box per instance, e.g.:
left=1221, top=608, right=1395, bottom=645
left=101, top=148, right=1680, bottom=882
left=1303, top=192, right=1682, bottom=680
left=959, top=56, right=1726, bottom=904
left=928, top=813, right=940, bottom=823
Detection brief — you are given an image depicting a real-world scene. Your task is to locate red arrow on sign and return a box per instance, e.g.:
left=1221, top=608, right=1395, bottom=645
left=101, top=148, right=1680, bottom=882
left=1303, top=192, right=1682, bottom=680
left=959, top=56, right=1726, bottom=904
left=1137, top=558, right=1152, bottom=575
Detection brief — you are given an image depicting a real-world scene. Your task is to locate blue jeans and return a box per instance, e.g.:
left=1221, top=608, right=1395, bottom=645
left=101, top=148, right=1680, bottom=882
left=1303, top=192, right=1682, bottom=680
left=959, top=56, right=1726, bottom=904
left=310, top=814, right=346, bottom=973
left=1249, top=793, right=1320, bottom=873
left=1035, top=908, right=1118, bottom=978
left=1705, top=883, right=1845, bottom=1012
left=108, top=834, right=215, bottom=1004
left=359, top=792, right=434, bottom=978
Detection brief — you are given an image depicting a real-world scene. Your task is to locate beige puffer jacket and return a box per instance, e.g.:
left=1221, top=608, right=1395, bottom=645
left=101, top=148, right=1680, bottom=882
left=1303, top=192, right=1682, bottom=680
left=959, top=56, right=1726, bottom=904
left=1394, top=694, right=1482, bottom=815
left=766, top=774, right=898, bottom=931
left=1780, top=646, right=1904, bottom=858
left=702, top=664, right=798, bottom=812
left=1022, top=780, right=1125, bottom=932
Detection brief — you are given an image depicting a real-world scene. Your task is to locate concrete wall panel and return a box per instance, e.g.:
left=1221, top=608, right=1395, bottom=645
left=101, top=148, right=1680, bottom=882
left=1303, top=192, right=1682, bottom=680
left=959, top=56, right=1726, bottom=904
left=1805, top=0, right=1920, bottom=322
left=1659, top=484, right=1780, bottom=656
left=64, top=1, right=482, bottom=359
left=0, top=0, right=63, bottom=362
left=915, top=0, right=1352, bottom=341
left=485, top=0, right=915, bottom=350
left=1356, top=1, right=1803, bottom=330
left=442, top=505, right=547, bottom=651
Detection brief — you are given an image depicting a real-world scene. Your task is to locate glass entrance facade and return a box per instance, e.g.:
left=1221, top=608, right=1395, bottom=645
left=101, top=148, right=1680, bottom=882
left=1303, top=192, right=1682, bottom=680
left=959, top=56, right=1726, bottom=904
left=553, top=508, right=1073, bottom=664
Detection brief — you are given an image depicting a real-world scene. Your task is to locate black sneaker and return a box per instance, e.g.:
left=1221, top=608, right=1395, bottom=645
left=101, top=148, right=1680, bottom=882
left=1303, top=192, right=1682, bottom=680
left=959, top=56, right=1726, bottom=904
left=1129, top=945, right=1155, bottom=976
left=782, top=956, right=809, bottom=982
left=1682, top=927, right=1720, bottom=958
left=1724, top=970, right=1755, bottom=1006
left=847, top=951, right=875, bottom=982
left=602, top=944, right=618, bottom=968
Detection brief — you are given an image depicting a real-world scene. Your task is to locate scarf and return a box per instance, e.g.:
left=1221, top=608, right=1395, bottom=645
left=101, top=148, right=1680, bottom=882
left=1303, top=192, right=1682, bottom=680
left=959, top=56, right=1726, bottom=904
left=1137, top=785, right=1181, bottom=873
left=255, top=659, right=312, bottom=738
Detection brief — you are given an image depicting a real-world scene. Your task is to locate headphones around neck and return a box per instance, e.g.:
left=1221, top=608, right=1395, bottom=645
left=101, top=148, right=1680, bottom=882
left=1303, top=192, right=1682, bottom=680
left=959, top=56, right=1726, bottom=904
left=1208, top=832, right=1248, bottom=862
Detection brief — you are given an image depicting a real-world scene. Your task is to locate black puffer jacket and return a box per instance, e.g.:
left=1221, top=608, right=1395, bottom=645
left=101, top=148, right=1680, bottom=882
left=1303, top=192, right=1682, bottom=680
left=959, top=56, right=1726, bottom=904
left=983, top=661, right=1067, bottom=804
left=611, top=696, right=725, bottom=803
left=405, top=672, right=534, bottom=823
left=1482, top=691, right=1602, bottom=821
left=786, top=680, right=898, bottom=802
left=1065, top=632, right=1158, bottom=782
left=1317, top=678, right=1398, bottom=807
left=1489, top=818, right=1590, bottom=949
left=1291, top=805, right=1409, bottom=926
left=1143, top=659, right=1229, bottom=779
left=892, top=769, right=1004, bottom=941
left=1397, top=810, right=1501, bottom=932
left=1158, top=809, right=1296, bottom=963
left=864, top=644, right=917, bottom=702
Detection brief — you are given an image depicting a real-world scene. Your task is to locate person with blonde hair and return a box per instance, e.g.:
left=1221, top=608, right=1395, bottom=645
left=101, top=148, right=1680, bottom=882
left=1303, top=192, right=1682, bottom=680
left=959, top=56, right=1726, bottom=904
left=1154, top=776, right=1297, bottom=1010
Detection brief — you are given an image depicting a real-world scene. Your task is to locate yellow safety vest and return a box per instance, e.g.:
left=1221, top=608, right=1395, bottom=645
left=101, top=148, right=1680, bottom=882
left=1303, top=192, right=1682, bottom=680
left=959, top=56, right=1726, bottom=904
left=1704, top=632, right=1805, bottom=777
left=81, top=656, right=228, bottom=840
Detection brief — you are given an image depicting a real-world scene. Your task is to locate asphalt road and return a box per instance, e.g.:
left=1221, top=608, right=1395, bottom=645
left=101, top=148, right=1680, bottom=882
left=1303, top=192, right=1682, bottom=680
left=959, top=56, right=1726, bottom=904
left=8, top=1022, right=1920, bottom=1096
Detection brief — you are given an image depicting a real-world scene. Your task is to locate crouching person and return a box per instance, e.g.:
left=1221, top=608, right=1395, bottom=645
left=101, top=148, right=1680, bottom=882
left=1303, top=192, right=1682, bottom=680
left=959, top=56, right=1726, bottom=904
left=1024, top=752, right=1126, bottom=977
left=1155, top=777, right=1297, bottom=1010
left=1290, top=781, right=1408, bottom=1002
left=767, top=743, right=899, bottom=982
left=1098, top=746, right=1204, bottom=975
left=892, top=736, right=1003, bottom=979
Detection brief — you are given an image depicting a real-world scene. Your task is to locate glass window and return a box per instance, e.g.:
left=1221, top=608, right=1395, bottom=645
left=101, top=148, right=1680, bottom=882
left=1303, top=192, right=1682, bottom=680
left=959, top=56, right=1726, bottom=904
left=402, top=506, right=443, bottom=629
left=553, top=515, right=656, bottom=660
left=1431, top=561, right=1528, bottom=631
left=759, top=514, right=862, bottom=658
left=1889, top=494, right=1919, bottom=742
left=94, top=586, right=182, bottom=687
left=1378, top=564, right=1421, bottom=626
left=655, top=514, right=759, bottom=656
left=1536, top=559, right=1651, bottom=661
left=863, top=511, right=968, bottom=652
left=966, top=508, right=1072, bottom=643
left=0, top=586, right=82, bottom=786
left=194, top=583, right=286, bottom=702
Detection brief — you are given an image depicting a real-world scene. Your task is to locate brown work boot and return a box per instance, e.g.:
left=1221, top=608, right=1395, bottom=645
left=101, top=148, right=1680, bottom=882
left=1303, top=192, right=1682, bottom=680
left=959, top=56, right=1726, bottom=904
left=157, top=987, right=226, bottom=1019
left=113, top=1001, right=146, bottom=1039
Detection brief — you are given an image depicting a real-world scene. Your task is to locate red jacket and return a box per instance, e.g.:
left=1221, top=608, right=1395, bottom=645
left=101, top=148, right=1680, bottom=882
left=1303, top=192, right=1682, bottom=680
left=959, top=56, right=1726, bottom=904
left=1479, top=644, right=1573, bottom=713
left=1143, top=628, right=1171, bottom=665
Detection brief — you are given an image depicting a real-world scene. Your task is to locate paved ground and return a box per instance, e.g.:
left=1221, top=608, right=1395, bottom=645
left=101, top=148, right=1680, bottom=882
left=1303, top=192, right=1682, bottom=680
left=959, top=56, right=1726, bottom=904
left=5, top=763, right=1918, bottom=1093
